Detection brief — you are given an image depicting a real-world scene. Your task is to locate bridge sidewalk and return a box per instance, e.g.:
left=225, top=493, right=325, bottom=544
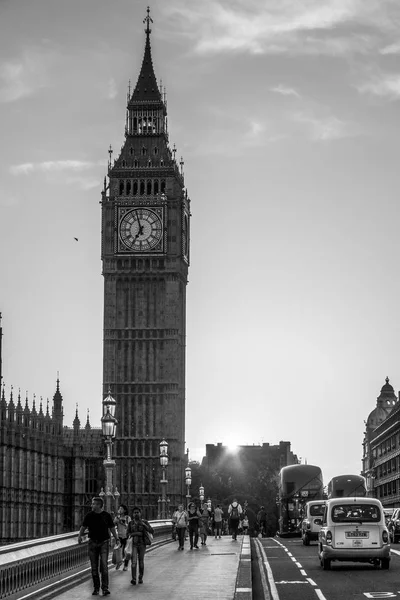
left=51, top=535, right=248, bottom=600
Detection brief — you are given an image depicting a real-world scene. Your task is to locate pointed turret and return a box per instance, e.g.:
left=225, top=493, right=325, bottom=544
left=85, top=408, right=91, bottom=430
left=130, top=7, right=162, bottom=103
left=52, top=374, right=64, bottom=426
left=73, top=404, right=80, bottom=435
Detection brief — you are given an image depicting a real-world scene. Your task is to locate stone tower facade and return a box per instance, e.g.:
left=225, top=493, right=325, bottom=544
left=101, top=10, right=190, bottom=517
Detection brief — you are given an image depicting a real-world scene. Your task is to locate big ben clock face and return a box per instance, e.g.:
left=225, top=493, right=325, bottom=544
left=118, top=207, right=163, bottom=252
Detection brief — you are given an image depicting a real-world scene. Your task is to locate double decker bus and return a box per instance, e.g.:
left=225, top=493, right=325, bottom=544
left=327, top=474, right=367, bottom=498
left=278, top=464, right=323, bottom=537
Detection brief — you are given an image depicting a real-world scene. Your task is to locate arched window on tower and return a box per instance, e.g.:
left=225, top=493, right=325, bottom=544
left=133, top=180, right=138, bottom=195
left=130, top=147, right=133, bottom=156
left=147, top=180, right=152, bottom=195
left=119, top=180, right=124, bottom=195
left=154, top=147, right=158, bottom=155
left=138, top=118, right=142, bottom=134
left=142, top=146, right=147, bottom=156
left=161, top=179, right=166, bottom=193
left=134, top=159, right=138, bottom=168
left=133, top=117, right=138, bottom=133
left=126, top=180, right=131, bottom=195
left=140, top=180, right=145, bottom=195
left=154, top=180, right=159, bottom=195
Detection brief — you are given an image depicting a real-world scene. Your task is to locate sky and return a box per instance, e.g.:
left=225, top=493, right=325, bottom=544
left=1, top=0, right=400, bottom=485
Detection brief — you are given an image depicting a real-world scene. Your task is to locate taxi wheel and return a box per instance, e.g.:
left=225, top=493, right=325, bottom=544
left=381, top=558, right=390, bottom=570
left=302, top=533, right=310, bottom=546
left=322, top=558, right=331, bottom=570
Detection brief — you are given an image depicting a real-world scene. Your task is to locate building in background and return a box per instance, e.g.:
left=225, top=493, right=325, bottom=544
left=101, top=10, right=190, bottom=515
left=203, top=441, right=299, bottom=473
left=362, top=377, right=399, bottom=505
left=0, top=379, right=103, bottom=544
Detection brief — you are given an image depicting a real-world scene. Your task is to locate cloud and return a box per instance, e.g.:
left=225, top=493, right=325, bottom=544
left=10, top=160, right=106, bottom=176
left=292, top=111, right=354, bottom=141
left=0, top=48, right=53, bottom=103
left=271, top=84, right=301, bottom=98
left=9, top=159, right=107, bottom=190
left=165, top=0, right=399, bottom=57
left=107, top=77, right=117, bottom=100
left=380, top=42, right=400, bottom=55
left=356, top=73, right=400, bottom=100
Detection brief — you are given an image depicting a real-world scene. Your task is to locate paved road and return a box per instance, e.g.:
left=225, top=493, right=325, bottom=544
left=256, top=536, right=400, bottom=600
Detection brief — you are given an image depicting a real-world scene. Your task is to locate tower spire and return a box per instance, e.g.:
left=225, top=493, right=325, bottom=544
left=130, top=7, right=161, bottom=103
left=144, top=5, right=153, bottom=36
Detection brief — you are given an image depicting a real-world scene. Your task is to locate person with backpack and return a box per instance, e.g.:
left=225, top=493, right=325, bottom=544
left=113, top=504, right=131, bottom=569
left=228, top=498, right=243, bottom=541
left=126, top=506, right=154, bottom=586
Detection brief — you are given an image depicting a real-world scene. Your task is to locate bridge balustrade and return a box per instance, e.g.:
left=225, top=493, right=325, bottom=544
left=0, top=520, right=172, bottom=599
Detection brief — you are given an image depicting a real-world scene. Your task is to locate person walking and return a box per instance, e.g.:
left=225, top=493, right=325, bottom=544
left=126, top=506, right=154, bottom=586
left=228, top=498, right=243, bottom=541
left=174, top=504, right=188, bottom=550
left=257, top=506, right=267, bottom=537
left=113, top=504, right=131, bottom=569
left=78, top=496, right=120, bottom=596
left=213, top=504, right=224, bottom=539
left=187, top=502, right=200, bottom=549
left=242, top=513, right=249, bottom=535
left=199, top=503, right=210, bottom=546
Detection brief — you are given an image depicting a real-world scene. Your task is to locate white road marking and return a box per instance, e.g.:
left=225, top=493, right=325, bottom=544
left=254, top=537, right=272, bottom=600
left=300, top=569, right=307, bottom=576
left=275, top=580, right=309, bottom=584
left=315, top=589, right=329, bottom=600
left=257, top=539, right=281, bottom=600
left=295, top=561, right=302, bottom=567
left=390, top=548, right=400, bottom=556
left=307, top=578, right=317, bottom=586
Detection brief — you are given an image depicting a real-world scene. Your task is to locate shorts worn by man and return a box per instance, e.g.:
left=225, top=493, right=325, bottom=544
left=78, top=497, right=119, bottom=596
left=126, top=506, right=154, bottom=585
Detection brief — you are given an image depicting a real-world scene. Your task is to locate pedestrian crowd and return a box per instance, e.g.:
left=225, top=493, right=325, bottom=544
left=79, top=495, right=259, bottom=596
left=171, top=497, right=249, bottom=550
left=78, top=497, right=153, bottom=596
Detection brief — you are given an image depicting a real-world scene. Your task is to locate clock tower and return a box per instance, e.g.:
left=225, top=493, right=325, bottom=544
left=101, top=9, right=190, bottom=516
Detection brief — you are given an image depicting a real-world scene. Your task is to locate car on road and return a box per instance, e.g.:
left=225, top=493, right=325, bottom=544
left=318, top=497, right=390, bottom=570
left=301, top=500, right=326, bottom=545
left=387, top=508, right=400, bottom=543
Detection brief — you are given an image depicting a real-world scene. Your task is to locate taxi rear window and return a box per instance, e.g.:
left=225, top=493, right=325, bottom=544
left=331, top=504, right=380, bottom=523
left=310, top=504, right=325, bottom=516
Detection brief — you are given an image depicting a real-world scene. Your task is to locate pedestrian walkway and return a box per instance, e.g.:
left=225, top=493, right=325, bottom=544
left=52, top=535, right=246, bottom=599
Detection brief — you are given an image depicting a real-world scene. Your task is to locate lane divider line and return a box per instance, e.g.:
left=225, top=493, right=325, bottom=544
left=254, top=537, right=272, bottom=600
left=256, top=539, right=280, bottom=600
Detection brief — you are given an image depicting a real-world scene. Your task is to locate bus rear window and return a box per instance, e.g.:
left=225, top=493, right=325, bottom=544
left=331, top=504, right=380, bottom=523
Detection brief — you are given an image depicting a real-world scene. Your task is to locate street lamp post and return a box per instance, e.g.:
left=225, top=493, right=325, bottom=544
left=158, top=439, right=169, bottom=519
left=101, top=389, right=118, bottom=514
left=185, top=466, right=192, bottom=509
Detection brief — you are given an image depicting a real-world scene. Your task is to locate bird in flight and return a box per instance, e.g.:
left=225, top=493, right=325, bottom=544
left=74, top=237, right=79, bottom=241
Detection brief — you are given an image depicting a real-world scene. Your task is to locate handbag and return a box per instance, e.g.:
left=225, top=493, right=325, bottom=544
left=144, top=529, right=153, bottom=546
left=112, top=545, right=123, bottom=565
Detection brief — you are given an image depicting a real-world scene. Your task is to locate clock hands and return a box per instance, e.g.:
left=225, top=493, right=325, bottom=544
left=135, top=210, right=144, bottom=236
left=131, top=210, right=144, bottom=244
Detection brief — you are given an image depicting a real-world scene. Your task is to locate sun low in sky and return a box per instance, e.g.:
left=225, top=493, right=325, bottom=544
left=1, top=0, right=400, bottom=485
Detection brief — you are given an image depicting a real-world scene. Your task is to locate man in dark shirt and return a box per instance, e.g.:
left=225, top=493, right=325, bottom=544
left=126, top=506, right=154, bottom=585
left=78, top=496, right=120, bottom=596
